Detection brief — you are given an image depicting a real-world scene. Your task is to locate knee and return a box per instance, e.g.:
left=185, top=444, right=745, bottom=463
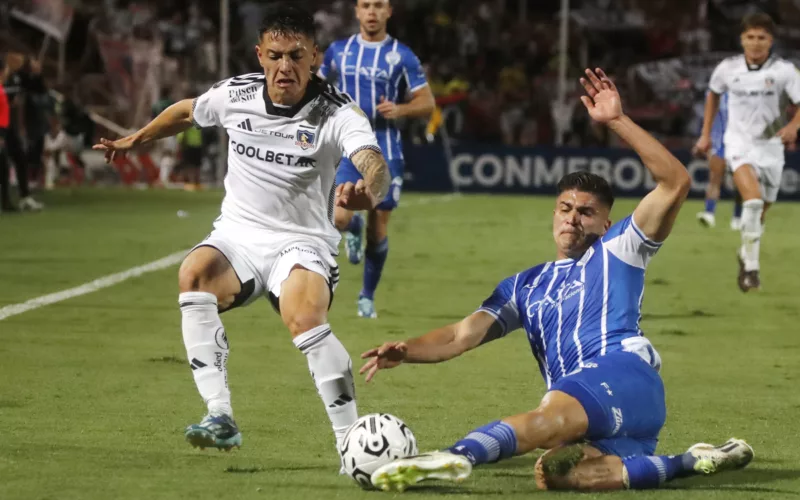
left=283, top=310, right=327, bottom=337
left=178, top=262, right=221, bottom=301
left=516, top=410, right=562, bottom=450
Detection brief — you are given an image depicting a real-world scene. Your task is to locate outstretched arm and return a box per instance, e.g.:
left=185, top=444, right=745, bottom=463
left=93, top=99, right=194, bottom=163
left=580, top=68, right=690, bottom=242
left=336, top=148, right=391, bottom=210
left=360, top=311, right=500, bottom=382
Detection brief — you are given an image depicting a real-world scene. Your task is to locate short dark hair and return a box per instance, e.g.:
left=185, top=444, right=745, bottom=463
left=741, top=12, right=775, bottom=35
left=259, top=4, right=316, bottom=42
left=556, top=171, right=614, bottom=209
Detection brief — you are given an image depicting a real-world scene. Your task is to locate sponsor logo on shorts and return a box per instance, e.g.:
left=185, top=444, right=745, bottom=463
left=611, top=407, right=624, bottom=435
left=279, top=245, right=321, bottom=258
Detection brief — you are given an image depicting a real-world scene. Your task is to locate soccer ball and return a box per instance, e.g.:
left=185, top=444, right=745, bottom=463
left=339, top=413, right=418, bottom=488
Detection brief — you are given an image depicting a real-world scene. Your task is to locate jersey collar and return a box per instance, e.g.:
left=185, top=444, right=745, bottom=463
left=262, top=74, right=323, bottom=118
left=744, top=54, right=772, bottom=72
left=356, top=33, right=393, bottom=48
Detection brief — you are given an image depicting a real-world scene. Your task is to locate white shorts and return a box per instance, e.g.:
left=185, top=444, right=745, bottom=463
left=192, top=218, right=340, bottom=311
left=725, top=142, right=784, bottom=203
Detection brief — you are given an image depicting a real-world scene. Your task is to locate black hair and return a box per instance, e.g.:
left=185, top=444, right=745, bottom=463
left=556, top=171, right=614, bottom=209
left=0, top=56, right=5, bottom=72
left=258, top=4, right=316, bottom=41
left=741, top=12, right=775, bottom=35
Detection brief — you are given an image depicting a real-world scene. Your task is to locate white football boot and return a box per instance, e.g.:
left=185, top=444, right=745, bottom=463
left=687, top=438, right=754, bottom=474
left=696, top=211, right=716, bottom=228
left=370, top=451, right=472, bottom=492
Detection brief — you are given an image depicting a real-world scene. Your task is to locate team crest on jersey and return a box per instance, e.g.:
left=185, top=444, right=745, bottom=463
left=296, top=129, right=316, bottom=150
left=385, top=50, right=401, bottom=66
left=765, top=77, right=775, bottom=87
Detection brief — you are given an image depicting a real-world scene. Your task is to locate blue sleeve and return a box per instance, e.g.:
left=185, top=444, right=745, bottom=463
left=477, top=274, right=522, bottom=337
left=318, top=44, right=336, bottom=80
left=402, top=48, right=428, bottom=93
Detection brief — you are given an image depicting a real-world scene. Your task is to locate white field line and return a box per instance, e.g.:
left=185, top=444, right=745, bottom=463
left=0, top=194, right=462, bottom=321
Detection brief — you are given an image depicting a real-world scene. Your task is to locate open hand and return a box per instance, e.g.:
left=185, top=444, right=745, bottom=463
left=360, top=341, right=408, bottom=382
left=92, top=135, right=138, bottom=164
left=579, top=68, right=623, bottom=124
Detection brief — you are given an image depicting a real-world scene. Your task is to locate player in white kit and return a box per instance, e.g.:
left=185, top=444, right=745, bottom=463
left=695, top=13, right=800, bottom=292
left=93, top=4, right=390, bottom=464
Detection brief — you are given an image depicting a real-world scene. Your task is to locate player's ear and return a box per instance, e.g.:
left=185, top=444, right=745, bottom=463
left=604, top=219, right=612, bottom=231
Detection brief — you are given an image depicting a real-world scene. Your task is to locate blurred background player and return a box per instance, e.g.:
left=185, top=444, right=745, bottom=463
left=318, top=0, right=435, bottom=319
left=695, top=92, right=743, bottom=230
left=695, top=13, right=800, bottom=292
left=0, top=56, right=10, bottom=212
left=152, top=86, right=179, bottom=188
left=2, top=52, right=44, bottom=211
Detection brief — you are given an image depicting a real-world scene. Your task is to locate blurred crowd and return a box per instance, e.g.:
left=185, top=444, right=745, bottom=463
left=3, top=0, right=800, bottom=200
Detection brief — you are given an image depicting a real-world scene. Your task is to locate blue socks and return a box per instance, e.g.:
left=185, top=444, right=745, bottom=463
left=344, top=214, right=363, bottom=234
left=622, top=453, right=698, bottom=489
left=704, top=199, right=743, bottom=219
left=447, top=420, right=517, bottom=465
left=361, top=237, right=388, bottom=300
left=733, top=201, right=743, bottom=219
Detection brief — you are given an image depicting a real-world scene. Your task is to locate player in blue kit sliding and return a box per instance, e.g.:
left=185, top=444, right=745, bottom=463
left=318, top=0, right=434, bottom=319
left=360, top=68, right=754, bottom=492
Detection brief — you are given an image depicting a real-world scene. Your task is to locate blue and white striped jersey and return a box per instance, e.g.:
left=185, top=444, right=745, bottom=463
left=479, top=215, right=662, bottom=388
left=319, top=35, right=428, bottom=161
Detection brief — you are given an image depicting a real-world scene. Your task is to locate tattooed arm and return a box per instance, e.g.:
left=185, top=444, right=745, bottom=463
left=336, top=147, right=391, bottom=210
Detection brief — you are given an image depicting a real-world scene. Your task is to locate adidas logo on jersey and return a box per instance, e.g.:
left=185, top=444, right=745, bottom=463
left=237, top=119, right=253, bottom=131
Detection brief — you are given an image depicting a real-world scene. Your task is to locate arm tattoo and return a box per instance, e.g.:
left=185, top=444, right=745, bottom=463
left=351, top=148, right=390, bottom=201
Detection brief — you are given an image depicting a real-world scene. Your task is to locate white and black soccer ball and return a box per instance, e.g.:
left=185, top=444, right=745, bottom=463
left=339, top=413, right=418, bottom=488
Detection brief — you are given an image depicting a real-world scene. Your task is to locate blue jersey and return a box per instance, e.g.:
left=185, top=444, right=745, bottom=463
left=479, top=215, right=662, bottom=388
left=711, top=92, right=728, bottom=157
left=319, top=35, right=428, bottom=161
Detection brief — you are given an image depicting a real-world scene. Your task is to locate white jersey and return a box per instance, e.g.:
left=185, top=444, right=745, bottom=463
left=192, top=73, right=380, bottom=254
left=709, top=55, right=800, bottom=148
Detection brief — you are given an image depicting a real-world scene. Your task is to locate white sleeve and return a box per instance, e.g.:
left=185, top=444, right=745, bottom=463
left=708, top=60, right=728, bottom=94
left=191, top=80, right=228, bottom=128
left=330, top=103, right=380, bottom=158
left=601, top=215, right=662, bottom=269
left=783, top=63, right=800, bottom=105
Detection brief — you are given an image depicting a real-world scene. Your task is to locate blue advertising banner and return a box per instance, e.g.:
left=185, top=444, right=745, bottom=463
left=403, top=144, right=800, bottom=201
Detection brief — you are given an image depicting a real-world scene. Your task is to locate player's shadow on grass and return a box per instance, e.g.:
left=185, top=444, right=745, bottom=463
left=641, top=309, right=717, bottom=321
left=667, top=466, right=800, bottom=495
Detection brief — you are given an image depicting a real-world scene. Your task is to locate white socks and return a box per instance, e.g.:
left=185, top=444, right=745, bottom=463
left=740, top=199, right=764, bottom=272
left=293, top=324, right=358, bottom=447
left=179, top=292, right=232, bottom=417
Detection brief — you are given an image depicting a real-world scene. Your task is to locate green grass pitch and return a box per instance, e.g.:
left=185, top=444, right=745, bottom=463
left=1, top=189, right=799, bottom=499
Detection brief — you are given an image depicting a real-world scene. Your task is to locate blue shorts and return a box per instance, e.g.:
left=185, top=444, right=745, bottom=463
left=551, top=351, right=666, bottom=459
left=335, top=156, right=404, bottom=211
